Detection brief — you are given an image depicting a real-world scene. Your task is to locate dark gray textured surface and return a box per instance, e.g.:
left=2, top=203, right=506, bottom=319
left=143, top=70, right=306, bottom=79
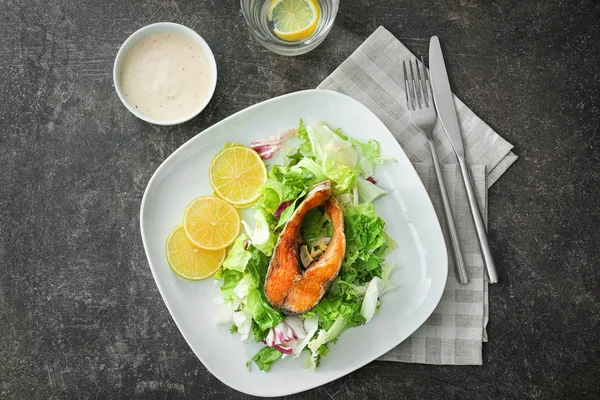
left=1, top=0, right=599, bottom=398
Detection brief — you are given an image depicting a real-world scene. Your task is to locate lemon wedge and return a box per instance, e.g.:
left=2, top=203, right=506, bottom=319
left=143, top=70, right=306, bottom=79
left=268, top=0, right=321, bottom=42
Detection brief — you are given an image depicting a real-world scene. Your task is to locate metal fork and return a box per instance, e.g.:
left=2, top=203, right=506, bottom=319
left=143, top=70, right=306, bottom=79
left=403, top=58, right=469, bottom=285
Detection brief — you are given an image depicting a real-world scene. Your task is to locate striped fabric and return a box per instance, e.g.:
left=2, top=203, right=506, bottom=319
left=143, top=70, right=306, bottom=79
left=317, top=26, right=517, bottom=365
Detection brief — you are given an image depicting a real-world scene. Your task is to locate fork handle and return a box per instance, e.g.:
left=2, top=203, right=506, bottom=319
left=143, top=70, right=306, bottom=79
left=457, top=157, right=499, bottom=284
left=428, top=141, right=469, bottom=285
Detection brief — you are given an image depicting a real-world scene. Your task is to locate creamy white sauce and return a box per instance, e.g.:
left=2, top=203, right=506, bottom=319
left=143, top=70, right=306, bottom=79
left=120, top=32, right=213, bottom=121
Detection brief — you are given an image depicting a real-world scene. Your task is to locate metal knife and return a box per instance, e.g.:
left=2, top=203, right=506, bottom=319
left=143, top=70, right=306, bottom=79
left=429, top=36, right=499, bottom=284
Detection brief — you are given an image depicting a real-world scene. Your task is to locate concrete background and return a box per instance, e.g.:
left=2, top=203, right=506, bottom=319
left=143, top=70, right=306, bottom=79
left=1, top=1, right=599, bottom=398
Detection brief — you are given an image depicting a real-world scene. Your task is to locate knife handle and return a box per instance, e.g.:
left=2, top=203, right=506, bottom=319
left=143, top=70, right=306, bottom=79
left=457, top=157, right=499, bottom=284
left=428, top=140, right=469, bottom=285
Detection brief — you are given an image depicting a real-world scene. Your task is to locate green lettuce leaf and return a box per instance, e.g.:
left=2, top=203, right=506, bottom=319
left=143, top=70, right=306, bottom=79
left=220, top=269, right=243, bottom=302
left=246, top=287, right=283, bottom=332
left=297, top=119, right=313, bottom=155
left=303, top=121, right=359, bottom=193
left=332, top=127, right=395, bottom=178
left=257, top=183, right=283, bottom=213
left=281, top=168, right=313, bottom=202
left=275, top=195, right=299, bottom=229
left=356, top=177, right=387, bottom=203
left=291, top=158, right=327, bottom=182
left=245, top=247, right=283, bottom=331
left=360, top=276, right=398, bottom=323
left=286, top=148, right=304, bottom=166
left=341, top=203, right=387, bottom=284
left=344, top=202, right=378, bottom=218
left=382, top=231, right=398, bottom=257
left=322, top=152, right=357, bottom=193
left=306, top=121, right=357, bottom=167
left=251, top=346, right=282, bottom=372
left=243, top=210, right=277, bottom=257
left=305, top=300, right=364, bottom=369
left=222, top=234, right=250, bottom=273
left=245, top=247, right=269, bottom=287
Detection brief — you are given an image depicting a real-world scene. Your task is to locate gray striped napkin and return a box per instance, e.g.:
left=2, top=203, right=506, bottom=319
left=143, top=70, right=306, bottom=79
left=317, top=26, right=517, bottom=365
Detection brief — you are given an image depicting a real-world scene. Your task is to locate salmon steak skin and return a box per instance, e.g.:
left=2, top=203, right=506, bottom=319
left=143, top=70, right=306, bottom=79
left=264, top=180, right=346, bottom=315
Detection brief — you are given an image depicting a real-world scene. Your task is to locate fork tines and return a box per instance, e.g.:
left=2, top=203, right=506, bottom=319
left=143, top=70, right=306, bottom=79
left=403, top=57, right=433, bottom=111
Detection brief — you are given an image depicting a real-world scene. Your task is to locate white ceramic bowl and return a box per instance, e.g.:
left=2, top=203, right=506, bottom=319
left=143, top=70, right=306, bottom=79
left=113, top=22, right=217, bottom=126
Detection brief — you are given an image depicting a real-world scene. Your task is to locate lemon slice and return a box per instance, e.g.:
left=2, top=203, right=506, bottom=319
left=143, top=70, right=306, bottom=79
left=183, top=196, right=241, bottom=250
left=166, top=224, right=226, bottom=280
left=209, top=146, right=267, bottom=207
left=268, top=0, right=321, bottom=42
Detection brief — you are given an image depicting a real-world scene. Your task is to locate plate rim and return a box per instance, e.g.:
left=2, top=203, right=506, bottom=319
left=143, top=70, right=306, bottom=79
left=139, top=89, right=448, bottom=397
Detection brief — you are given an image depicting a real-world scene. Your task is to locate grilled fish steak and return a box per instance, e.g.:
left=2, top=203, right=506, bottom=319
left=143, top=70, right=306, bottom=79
left=264, top=180, right=346, bottom=315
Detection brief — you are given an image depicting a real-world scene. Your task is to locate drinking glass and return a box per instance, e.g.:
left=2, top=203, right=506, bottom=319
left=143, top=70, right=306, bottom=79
left=240, top=0, right=339, bottom=56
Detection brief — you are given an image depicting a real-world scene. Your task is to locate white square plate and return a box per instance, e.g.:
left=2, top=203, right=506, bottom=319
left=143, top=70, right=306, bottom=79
left=140, top=90, right=447, bottom=397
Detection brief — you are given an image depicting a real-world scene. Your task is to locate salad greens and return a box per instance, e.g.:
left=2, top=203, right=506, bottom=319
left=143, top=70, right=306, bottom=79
left=214, top=120, right=397, bottom=372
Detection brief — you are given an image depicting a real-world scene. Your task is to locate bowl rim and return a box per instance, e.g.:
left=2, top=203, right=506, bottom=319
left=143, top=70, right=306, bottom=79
left=113, top=22, right=218, bottom=126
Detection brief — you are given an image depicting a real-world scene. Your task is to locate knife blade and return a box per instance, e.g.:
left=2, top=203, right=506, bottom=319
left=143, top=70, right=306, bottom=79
left=428, top=35, right=499, bottom=284
left=428, top=36, right=465, bottom=157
